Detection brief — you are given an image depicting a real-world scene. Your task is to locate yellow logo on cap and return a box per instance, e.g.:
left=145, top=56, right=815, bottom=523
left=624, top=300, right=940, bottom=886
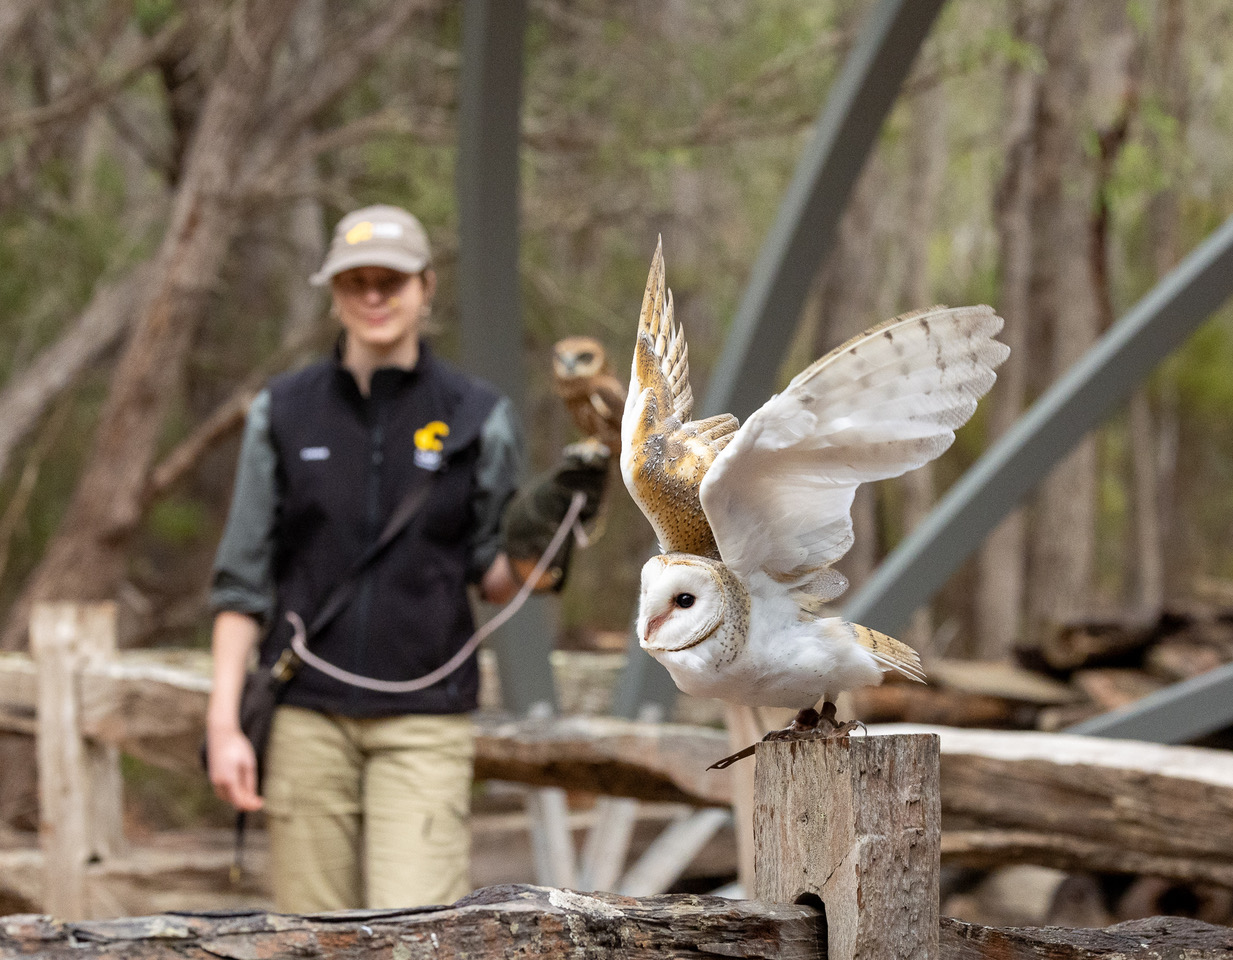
left=345, top=221, right=374, bottom=244
left=414, top=421, right=450, bottom=452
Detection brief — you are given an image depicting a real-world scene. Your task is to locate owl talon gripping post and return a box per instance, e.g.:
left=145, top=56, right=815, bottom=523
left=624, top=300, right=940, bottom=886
left=707, top=703, right=864, bottom=770
left=621, top=239, right=1009, bottom=765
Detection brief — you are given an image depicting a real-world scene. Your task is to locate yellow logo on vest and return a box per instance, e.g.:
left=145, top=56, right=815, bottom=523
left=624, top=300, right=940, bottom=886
left=413, top=420, right=449, bottom=470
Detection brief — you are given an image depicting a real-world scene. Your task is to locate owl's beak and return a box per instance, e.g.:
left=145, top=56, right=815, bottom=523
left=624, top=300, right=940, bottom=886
left=639, top=610, right=670, bottom=650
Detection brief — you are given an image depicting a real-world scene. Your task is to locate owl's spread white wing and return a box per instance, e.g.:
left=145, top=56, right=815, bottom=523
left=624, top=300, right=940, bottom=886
left=699, top=305, right=1009, bottom=590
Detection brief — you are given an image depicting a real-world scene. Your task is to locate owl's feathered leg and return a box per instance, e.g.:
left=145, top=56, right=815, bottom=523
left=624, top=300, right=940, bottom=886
left=708, top=702, right=862, bottom=770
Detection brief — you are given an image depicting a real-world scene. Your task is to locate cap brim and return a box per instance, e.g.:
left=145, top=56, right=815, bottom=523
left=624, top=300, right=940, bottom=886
left=310, top=249, right=430, bottom=286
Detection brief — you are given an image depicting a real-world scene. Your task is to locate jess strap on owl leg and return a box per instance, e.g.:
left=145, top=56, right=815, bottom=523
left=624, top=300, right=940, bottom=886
left=500, top=440, right=609, bottom=591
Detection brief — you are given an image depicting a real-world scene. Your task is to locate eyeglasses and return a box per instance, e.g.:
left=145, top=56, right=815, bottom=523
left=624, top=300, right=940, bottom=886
left=332, top=272, right=414, bottom=300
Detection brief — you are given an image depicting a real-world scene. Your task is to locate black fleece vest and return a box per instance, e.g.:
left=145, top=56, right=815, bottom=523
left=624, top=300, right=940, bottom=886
left=262, top=344, right=501, bottom=716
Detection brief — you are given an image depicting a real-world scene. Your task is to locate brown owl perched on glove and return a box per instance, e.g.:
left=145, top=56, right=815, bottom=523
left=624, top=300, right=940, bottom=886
left=552, top=335, right=626, bottom=452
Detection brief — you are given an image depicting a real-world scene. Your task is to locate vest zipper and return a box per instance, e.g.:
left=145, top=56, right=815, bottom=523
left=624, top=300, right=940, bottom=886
left=351, top=416, right=384, bottom=707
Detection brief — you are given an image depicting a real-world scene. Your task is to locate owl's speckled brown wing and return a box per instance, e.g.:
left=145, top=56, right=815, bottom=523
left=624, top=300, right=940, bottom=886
left=620, top=239, right=739, bottom=558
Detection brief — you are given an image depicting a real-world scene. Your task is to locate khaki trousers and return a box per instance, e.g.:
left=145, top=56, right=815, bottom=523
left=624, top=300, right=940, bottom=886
left=263, top=705, right=474, bottom=912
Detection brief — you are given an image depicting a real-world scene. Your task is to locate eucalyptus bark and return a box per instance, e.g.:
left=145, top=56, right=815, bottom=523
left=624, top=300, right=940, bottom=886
left=973, top=3, right=1043, bottom=659
left=1025, top=0, right=1101, bottom=644
left=1136, top=0, right=1186, bottom=608
left=283, top=0, right=328, bottom=346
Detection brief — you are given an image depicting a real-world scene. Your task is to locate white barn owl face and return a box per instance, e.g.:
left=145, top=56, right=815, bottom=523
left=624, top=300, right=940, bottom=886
left=637, top=554, right=735, bottom=652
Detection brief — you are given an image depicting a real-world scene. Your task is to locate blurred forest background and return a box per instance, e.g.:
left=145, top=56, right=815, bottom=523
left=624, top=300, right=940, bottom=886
left=2, top=0, right=1233, bottom=717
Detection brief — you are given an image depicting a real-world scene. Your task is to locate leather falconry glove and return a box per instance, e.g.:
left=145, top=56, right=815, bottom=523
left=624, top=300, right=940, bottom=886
left=501, top=439, right=610, bottom=591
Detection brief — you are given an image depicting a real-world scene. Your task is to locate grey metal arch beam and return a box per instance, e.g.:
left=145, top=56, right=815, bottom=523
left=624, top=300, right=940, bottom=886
left=702, top=0, right=947, bottom=422
left=843, top=213, right=1233, bottom=648
left=457, top=0, right=559, bottom=715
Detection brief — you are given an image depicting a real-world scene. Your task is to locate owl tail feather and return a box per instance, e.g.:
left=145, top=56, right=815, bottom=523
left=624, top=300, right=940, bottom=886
left=851, top=623, right=926, bottom=684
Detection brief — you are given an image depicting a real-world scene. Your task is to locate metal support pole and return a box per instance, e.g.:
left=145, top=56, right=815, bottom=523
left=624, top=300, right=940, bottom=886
left=457, top=0, right=556, bottom=714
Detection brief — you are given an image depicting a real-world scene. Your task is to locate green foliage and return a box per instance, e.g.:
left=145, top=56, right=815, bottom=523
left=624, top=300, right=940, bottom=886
left=985, top=26, right=1047, bottom=73
left=148, top=497, right=210, bottom=547
left=134, top=0, right=178, bottom=34
left=1161, top=310, right=1233, bottom=422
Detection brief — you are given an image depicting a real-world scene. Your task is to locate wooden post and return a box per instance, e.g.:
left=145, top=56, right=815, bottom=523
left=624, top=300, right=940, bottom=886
left=754, top=733, right=940, bottom=960
left=31, top=602, right=124, bottom=920
left=76, top=610, right=125, bottom=865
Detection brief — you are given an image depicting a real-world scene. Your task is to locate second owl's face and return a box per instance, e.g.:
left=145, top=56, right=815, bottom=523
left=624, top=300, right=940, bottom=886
left=637, top=554, right=728, bottom=653
left=552, top=335, right=607, bottom=381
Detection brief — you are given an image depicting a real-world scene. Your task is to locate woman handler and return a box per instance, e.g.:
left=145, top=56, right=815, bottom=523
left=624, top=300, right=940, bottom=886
left=205, top=205, right=599, bottom=910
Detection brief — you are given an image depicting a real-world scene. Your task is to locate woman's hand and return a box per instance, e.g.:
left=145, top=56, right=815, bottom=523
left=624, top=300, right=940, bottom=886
left=207, top=611, right=265, bottom=811
left=207, top=725, right=264, bottom=812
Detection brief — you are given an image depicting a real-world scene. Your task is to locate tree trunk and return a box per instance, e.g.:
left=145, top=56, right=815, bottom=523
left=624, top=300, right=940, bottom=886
left=1024, top=0, right=1101, bottom=645
left=1137, top=0, right=1186, bottom=609
left=3, top=0, right=302, bottom=650
left=973, top=3, right=1043, bottom=660
left=283, top=0, right=328, bottom=346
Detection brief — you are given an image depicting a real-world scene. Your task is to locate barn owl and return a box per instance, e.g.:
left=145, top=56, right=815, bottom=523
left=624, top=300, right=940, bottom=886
left=621, top=239, right=1008, bottom=757
left=552, top=335, right=626, bottom=452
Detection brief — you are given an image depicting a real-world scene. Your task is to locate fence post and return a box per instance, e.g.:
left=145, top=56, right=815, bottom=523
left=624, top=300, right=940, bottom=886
left=754, top=733, right=940, bottom=960
left=31, top=602, right=124, bottom=920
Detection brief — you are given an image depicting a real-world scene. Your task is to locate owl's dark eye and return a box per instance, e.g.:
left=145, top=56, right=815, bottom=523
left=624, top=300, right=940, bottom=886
left=578, top=351, right=595, bottom=364
left=674, top=593, right=696, bottom=609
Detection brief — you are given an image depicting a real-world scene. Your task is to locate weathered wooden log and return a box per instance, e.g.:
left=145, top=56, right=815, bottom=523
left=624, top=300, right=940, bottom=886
left=0, top=836, right=269, bottom=921
left=0, top=884, right=823, bottom=959
left=473, top=714, right=731, bottom=806
left=755, top=735, right=941, bottom=960
left=939, top=915, right=1233, bottom=959
left=852, top=658, right=1080, bottom=728
left=1033, top=616, right=1158, bottom=672
left=924, top=660, right=1082, bottom=705
left=878, top=724, right=1233, bottom=888
left=3, top=887, right=1231, bottom=959
left=1145, top=638, right=1231, bottom=682
left=1070, top=668, right=1166, bottom=711
left=852, top=683, right=1040, bottom=728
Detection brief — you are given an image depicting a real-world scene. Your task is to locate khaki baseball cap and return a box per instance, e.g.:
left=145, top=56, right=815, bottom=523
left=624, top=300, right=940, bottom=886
left=310, top=204, right=432, bottom=286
